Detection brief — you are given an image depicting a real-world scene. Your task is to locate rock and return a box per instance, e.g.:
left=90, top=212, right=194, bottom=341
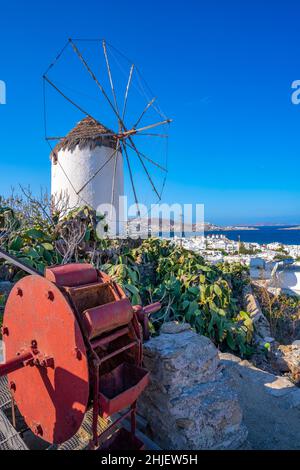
left=175, top=418, right=194, bottom=429
left=138, top=323, right=247, bottom=450
left=220, top=352, right=300, bottom=449
left=270, top=347, right=290, bottom=373
left=275, top=345, right=300, bottom=383
left=143, top=328, right=220, bottom=391
left=242, top=284, right=272, bottom=342
left=160, top=321, right=191, bottom=334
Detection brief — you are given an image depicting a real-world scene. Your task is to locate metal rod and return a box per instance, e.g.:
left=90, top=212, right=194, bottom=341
left=0, top=351, right=34, bottom=377
left=98, top=408, right=132, bottom=446
left=135, top=133, right=169, bottom=138
left=92, top=362, right=100, bottom=448
left=70, top=39, right=121, bottom=122
left=124, top=140, right=168, bottom=172
left=90, top=327, right=129, bottom=349
left=130, top=401, right=137, bottom=436
left=133, top=97, right=157, bottom=129
left=110, top=140, right=120, bottom=218
left=0, top=248, right=42, bottom=277
left=98, top=341, right=136, bottom=364
left=122, top=143, right=140, bottom=217
left=43, top=75, right=98, bottom=123
left=122, top=64, right=134, bottom=122
left=132, top=119, right=172, bottom=135
left=11, top=395, right=16, bottom=428
left=127, top=137, right=161, bottom=199
left=102, top=40, right=120, bottom=117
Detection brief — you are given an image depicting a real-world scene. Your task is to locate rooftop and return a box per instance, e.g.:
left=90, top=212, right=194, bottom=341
left=52, top=116, right=117, bottom=156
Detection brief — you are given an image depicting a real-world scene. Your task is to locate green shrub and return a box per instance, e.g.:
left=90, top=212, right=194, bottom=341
left=0, top=202, right=254, bottom=356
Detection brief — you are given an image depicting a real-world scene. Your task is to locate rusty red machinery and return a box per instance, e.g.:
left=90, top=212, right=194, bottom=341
left=0, top=250, right=160, bottom=450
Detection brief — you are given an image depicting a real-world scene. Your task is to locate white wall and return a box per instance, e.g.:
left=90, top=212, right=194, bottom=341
left=276, top=264, right=300, bottom=295
left=51, top=144, right=124, bottom=231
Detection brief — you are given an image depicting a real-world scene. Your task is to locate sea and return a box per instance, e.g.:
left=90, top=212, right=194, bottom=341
left=206, top=226, right=300, bottom=246
left=160, top=226, right=300, bottom=245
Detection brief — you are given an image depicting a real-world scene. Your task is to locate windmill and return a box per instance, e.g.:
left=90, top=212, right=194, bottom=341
left=43, top=38, right=172, bottom=235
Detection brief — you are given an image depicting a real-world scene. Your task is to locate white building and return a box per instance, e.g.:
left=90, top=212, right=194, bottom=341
left=271, top=261, right=300, bottom=295
left=51, top=117, right=124, bottom=233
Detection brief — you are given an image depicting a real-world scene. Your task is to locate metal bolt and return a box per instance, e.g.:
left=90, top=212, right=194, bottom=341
left=74, top=348, right=82, bottom=361
left=10, top=382, right=16, bottom=392
left=33, top=424, right=43, bottom=436
left=41, top=357, right=54, bottom=368
left=16, top=288, right=23, bottom=297
left=31, top=340, right=38, bottom=349
left=47, top=291, right=54, bottom=301
left=1, top=326, right=9, bottom=336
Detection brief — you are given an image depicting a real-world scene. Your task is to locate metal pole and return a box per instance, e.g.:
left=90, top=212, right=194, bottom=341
left=0, top=248, right=42, bottom=277
left=0, top=351, right=34, bottom=377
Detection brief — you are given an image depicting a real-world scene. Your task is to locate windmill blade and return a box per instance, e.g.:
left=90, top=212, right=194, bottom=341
left=124, top=140, right=167, bottom=172
left=44, top=39, right=171, bottom=221
left=43, top=78, right=48, bottom=139
left=127, top=137, right=161, bottom=200
left=133, top=97, right=157, bottom=129
left=43, top=40, right=70, bottom=76
left=69, top=39, right=122, bottom=124
left=43, top=76, right=98, bottom=123
left=134, top=133, right=169, bottom=138
left=121, top=142, right=140, bottom=217
left=70, top=39, right=170, bottom=149
left=122, top=64, right=134, bottom=122
left=132, top=119, right=172, bottom=134
left=102, top=40, right=120, bottom=118
left=110, top=140, right=121, bottom=210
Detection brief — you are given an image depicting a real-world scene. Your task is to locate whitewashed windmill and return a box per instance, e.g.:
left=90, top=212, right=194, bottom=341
left=43, top=38, right=171, bottom=234
left=51, top=117, right=124, bottom=225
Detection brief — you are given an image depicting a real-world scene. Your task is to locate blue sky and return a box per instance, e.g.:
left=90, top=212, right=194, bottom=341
left=0, top=0, right=300, bottom=225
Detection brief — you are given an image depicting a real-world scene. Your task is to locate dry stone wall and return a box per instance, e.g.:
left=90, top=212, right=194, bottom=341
left=138, top=322, right=247, bottom=450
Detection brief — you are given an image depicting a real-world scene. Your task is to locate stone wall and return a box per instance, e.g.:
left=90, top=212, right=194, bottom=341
left=138, top=323, right=247, bottom=450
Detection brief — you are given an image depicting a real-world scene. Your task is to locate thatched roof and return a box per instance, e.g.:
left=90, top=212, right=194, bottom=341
left=52, top=117, right=117, bottom=156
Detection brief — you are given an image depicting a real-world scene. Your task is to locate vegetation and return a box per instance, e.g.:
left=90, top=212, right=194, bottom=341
left=0, top=192, right=254, bottom=356
left=273, top=253, right=293, bottom=261
left=253, top=283, right=300, bottom=344
left=236, top=242, right=261, bottom=255
left=104, top=241, right=253, bottom=355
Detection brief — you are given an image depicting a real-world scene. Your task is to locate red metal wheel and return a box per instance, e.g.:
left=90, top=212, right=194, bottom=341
left=2, top=275, right=89, bottom=444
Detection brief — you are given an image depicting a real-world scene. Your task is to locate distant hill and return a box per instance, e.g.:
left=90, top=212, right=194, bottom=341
left=126, top=219, right=255, bottom=233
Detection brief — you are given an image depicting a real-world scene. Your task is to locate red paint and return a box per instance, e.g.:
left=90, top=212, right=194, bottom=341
left=45, top=263, right=98, bottom=286
left=3, top=275, right=89, bottom=444
left=0, top=263, right=157, bottom=449
left=82, top=298, right=133, bottom=339
left=99, top=363, right=149, bottom=418
left=0, top=351, right=34, bottom=376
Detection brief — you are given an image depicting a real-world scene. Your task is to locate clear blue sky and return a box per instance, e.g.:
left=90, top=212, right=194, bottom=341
left=1, top=0, right=300, bottom=225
